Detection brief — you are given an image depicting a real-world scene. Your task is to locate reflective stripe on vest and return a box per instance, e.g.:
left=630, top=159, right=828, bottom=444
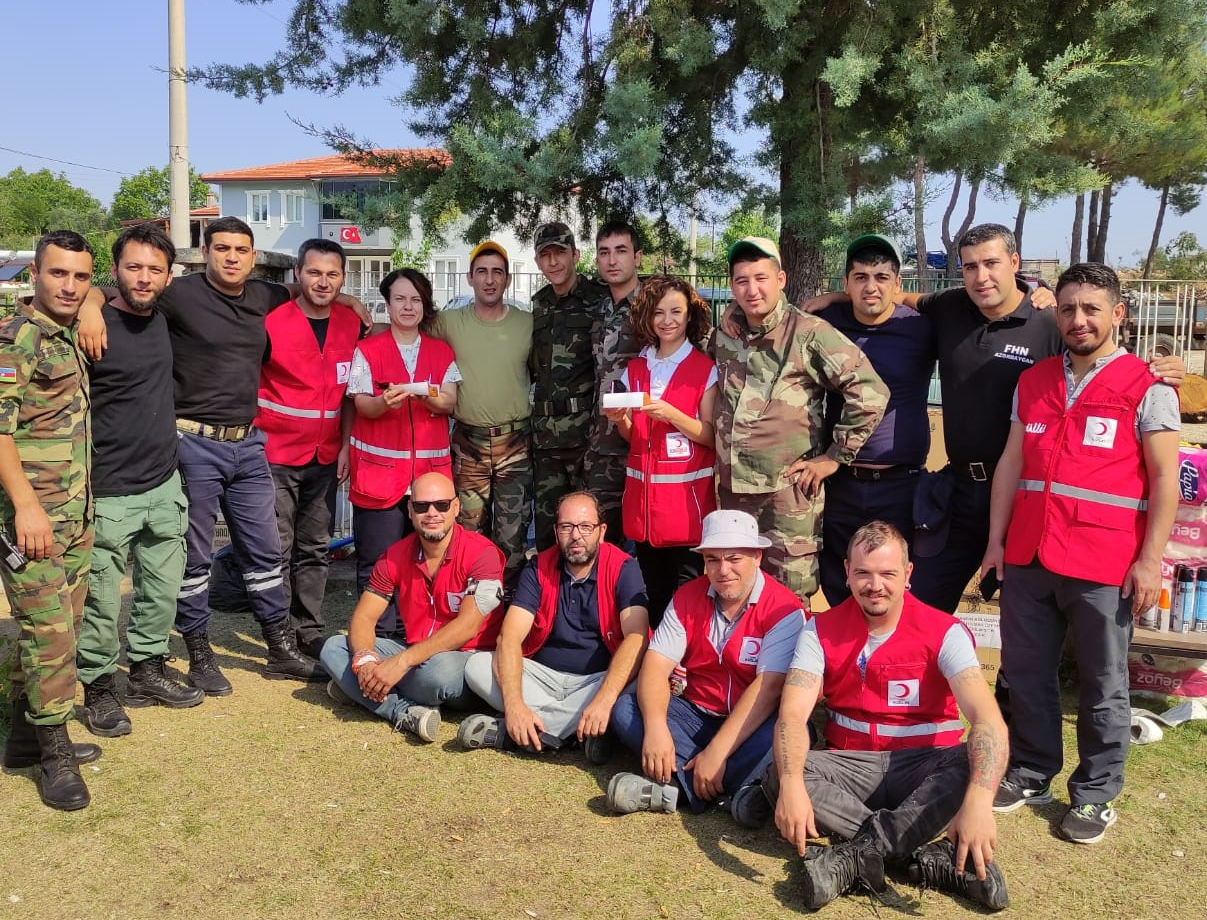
left=257, top=398, right=341, bottom=420
left=625, top=466, right=715, bottom=485
left=827, top=709, right=964, bottom=739
left=1017, top=478, right=1148, bottom=512
left=350, top=437, right=451, bottom=461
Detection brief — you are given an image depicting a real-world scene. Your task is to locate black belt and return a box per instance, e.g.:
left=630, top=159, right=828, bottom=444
left=534, top=397, right=588, bottom=416
left=844, top=464, right=921, bottom=482
left=460, top=420, right=530, bottom=438
left=177, top=419, right=252, bottom=442
left=949, top=462, right=994, bottom=482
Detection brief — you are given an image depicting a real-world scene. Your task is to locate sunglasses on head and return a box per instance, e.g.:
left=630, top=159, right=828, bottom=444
left=410, top=499, right=454, bottom=513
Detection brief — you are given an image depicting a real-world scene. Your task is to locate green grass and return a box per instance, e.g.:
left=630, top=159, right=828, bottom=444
left=2, top=566, right=1206, bottom=919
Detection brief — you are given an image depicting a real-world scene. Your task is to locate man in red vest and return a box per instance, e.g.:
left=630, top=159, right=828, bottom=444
left=256, top=239, right=362, bottom=658
left=982, top=262, right=1179, bottom=845
left=766, top=521, right=1009, bottom=911
left=319, top=472, right=505, bottom=742
left=604, top=510, right=805, bottom=816
left=458, top=491, right=649, bottom=755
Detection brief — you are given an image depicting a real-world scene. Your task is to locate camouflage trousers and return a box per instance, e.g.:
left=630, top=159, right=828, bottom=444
left=583, top=450, right=627, bottom=545
left=533, top=447, right=586, bottom=551
left=452, top=423, right=534, bottom=590
left=1, top=518, right=93, bottom=723
left=718, top=483, right=819, bottom=606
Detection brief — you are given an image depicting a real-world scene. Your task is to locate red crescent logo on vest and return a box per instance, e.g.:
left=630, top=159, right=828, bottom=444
left=1094, top=420, right=1109, bottom=436
left=340, top=226, right=362, bottom=244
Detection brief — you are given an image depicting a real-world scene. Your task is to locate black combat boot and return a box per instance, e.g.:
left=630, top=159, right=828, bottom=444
left=3, top=693, right=102, bottom=770
left=127, top=655, right=205, bottom=708
left=261, top=620, right=322, bottom=681
left=82, top=673, right=133, bottom=737
left=182, top=632, right=233, bottom=697
left=800, top=835, right=887, bottom=909
left=35, top=722, right=91, bottom=811
left=909, top=838, right=1009, bottom=910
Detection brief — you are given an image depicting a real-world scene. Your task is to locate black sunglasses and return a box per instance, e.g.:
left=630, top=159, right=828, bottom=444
left=410, top=499, right=455, bottom=513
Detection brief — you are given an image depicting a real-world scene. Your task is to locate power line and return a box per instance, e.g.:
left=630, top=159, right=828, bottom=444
left=0, top=145, right=131, bottom=177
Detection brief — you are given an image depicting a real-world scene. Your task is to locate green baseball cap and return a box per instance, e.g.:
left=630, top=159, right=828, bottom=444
left=726, top=235, right=781, bottom=266
left=846, top=233, right=903, bottom=268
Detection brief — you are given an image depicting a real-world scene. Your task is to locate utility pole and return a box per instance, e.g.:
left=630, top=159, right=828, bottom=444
left=168, top=0, right=191, bottom=252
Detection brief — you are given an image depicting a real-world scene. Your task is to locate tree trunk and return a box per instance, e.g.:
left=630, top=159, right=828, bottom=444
left=940, top=174, right=962, bottom=279
left=913, top=155, right=930, bottom=292
left=1086, top=188, right=1100, bottom=261
left=780, top=224, right=824, bottom=303
left=1070, top=193, right=1084, bottom=264
left=1090, top=183, right=1114, bottom=263
left=941, top=175, right=980, bottom=279
left=1143, top=183, right=1170, bottom=279
left=1014, top=199, right=1028, bottom=257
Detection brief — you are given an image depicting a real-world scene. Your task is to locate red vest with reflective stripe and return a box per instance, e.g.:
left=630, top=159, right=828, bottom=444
left=522, top=542, right=632, bottom=657
left=676, top=573, right=802, bottom=715
left=256, top=301, right=361, bottom=466
left=622, top=349, right=718, bottom=546
left=1005, top=353, right=1153, bottom=586
left=388, top=525, right=506, bottom=652
left=349, top=331, right=454, bottom=509
left=815, top=594, right=966, bottom=751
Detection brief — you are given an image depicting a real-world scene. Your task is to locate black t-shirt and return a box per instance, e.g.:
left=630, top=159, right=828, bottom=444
left=90, top=302, right=179, bottom=497
left=917, top=284, right=1062, bottom=467
left=158, top=272, right=291, bottom=426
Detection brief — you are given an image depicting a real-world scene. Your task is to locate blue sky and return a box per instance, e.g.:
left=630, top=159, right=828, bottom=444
left=3, top=0, right=1203, bottom=268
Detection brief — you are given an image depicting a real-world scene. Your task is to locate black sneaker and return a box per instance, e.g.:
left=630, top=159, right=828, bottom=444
left=992, top=778, right=1053, bottom=813
left=730, top=782, right=773, bottom=828
left=909, top=838, right=1009, bottom=911
left=582, top=732, right=613, bottom=766
left=1059, top=802, right=1117, bottom=844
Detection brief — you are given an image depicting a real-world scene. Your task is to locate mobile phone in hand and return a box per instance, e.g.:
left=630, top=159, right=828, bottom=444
left=978, top=570, right=1000, bottom=601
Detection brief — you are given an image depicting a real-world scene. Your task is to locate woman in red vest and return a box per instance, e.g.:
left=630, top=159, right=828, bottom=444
left=604, top=276, right=717, bottom=625
left=346, top=268, right=460, bottom=634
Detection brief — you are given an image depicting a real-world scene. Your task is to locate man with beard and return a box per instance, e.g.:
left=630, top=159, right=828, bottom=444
left=76, top=225, right=204, bottom=740
left=761, top=522, right=1010, bottom=912
left=319, top=472, right=506, bottom=742
left=255, top=238, right=362, bottom=659
left=983, top=263, right=1178, bottom=844
left=605, top=510, right=804, bottom=817
left=459, top=491, right=649, bottom=757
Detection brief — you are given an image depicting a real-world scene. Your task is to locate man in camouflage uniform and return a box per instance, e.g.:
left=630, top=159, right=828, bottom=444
left=0, top=230, right=101, bottom=811
left=430, top=241, right=534, bottom=591
left=529, top=222, right=607, bottom=551
left=585, top=220, right=644, bottom=544
left=714, top=237, right=889, bottom=602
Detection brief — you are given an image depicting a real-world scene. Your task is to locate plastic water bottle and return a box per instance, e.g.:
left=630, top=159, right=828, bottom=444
left=1170, top=565, right=1195, bottom=633
left=1195, top=568, right=1207, bottom=633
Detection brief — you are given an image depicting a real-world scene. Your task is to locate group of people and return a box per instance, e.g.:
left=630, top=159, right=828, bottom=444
left=0, top=214, right=1181, bottom=914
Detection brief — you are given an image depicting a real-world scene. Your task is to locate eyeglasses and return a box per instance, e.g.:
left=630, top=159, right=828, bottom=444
left=556, top=522, right=600, bottom=537
left=410, top=499, right=454, bottom=513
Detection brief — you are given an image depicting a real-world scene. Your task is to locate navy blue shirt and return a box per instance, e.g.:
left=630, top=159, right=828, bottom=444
left=513, top=554, right=648, bottom=674
left=820, top=302, right=936, bottom=466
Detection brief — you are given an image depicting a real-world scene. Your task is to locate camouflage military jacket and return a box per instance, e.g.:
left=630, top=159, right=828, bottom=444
left=589, top=281, right=643, bottom=457
left=529, top=274, right=607, bottom=451
left=714, top=294, right=887, bottom=495
left=0, top=304, right=91, bottom=522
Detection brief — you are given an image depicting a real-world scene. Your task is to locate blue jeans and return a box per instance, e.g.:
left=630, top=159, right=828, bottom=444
left=610, top=690, right=777, bottom=813
left=320, top=635, right=474, bottom=723
left=176, top=428, right=286, bottom=634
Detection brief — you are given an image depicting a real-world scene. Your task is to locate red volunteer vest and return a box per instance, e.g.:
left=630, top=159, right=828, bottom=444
left=676, top=573, right=802, bottom=716
left=388, top=525, right=505, bottom=652
left=522, top=542, right=633, bottom=657
left=256, top=301, right=361, bottom=466
left=349, top=331, right=454, bottom=509
left=815, top=594, right=967, bottom=751
left=622, top=348, right=718, bottom=546
left=1005, top=353, right=1154, bottom=586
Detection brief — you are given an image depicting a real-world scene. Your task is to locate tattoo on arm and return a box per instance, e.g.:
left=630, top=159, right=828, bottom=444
left=785, top=669, right=820, bottom=689
left=966, top=721, right=1008, bottom=792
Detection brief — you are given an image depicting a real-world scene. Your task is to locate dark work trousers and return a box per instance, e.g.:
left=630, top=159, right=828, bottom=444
left=176, top=428, right=287, bottom=635
left=1000, top=561, right=1133, bottom=805
left=351, top=501, right=412, bottom=637
left=819, top=468, right=920, bottom=606
left=271, top=457, right=338, bottom=649
left=908, top=474, right=992, bottom=613
left=634, top=542, right=702, bottom=630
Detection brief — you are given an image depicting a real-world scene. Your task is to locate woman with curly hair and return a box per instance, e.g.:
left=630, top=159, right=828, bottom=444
left=604, top=275, right=717, bottom=625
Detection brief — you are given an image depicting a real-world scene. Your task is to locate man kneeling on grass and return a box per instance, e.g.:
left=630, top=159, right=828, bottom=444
left=320, top=472, right=505, bottom=742
left=761, top=521, right=1010, bottom=911
left=605, top=510, right=805, bottom=817
left=459, top=491, right=649, bottom=758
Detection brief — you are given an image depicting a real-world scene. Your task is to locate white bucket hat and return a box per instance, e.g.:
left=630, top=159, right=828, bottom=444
left=692, top=510, right=773, bottom=552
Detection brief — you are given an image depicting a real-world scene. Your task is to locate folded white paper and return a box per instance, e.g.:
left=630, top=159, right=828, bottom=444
left=398, top=382, right=441, bottom=397
left=601, top=392, right=647, bottom=409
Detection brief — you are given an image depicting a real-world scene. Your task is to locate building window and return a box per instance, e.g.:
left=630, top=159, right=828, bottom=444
left=249, top=192, right=270, bottom=224
left=283, top=192, right=305, bottom=224
left=319, top=180, right=396, bottom=221
left=432, top=259, right=459, bottom=307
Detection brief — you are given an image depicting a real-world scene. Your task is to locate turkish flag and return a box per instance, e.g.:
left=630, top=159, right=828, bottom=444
left=340, top=226, right=362, bottom=244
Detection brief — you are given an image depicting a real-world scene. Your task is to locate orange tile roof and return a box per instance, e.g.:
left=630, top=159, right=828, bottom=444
left=191, top=205, right=219, bottom=217
left=200, top=149, right=449, bottom=183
